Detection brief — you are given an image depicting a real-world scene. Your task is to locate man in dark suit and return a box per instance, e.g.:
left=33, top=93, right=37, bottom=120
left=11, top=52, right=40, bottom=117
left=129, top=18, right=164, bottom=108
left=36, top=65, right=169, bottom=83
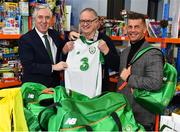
left=18, top=4, right=68, bottom=88
left=117, top=13, right=163, bottom=130
left=64, top=8, right=120, bottom=93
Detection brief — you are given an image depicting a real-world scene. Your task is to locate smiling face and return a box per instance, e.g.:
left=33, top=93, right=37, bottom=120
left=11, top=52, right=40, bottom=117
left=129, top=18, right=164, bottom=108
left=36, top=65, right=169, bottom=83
left=34, top=7, right=52, bottom=34
left=127, top=19, right=147, bottom=44
left=79, top=10, right=99, bottom=38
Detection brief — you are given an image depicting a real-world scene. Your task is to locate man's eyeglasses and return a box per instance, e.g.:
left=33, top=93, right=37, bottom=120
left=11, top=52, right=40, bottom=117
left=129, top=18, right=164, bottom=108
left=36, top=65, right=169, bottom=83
left=79, top=18, right=98, bottom=25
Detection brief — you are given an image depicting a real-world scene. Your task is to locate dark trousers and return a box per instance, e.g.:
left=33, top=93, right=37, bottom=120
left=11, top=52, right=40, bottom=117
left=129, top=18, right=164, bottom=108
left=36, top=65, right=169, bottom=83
left=144, top=123, right=155, bottom=131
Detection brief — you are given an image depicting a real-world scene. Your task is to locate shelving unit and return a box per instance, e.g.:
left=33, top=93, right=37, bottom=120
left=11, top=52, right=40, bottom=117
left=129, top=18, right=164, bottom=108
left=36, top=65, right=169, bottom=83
left=0, top=34, right=22, bottom=88
left=109, top=35, right=180, bottom=83
left=110, top=36, right=180, bottom=45
left=1, top=35, right=178, bottom=43
left=0, top=34, right=21, bottom=39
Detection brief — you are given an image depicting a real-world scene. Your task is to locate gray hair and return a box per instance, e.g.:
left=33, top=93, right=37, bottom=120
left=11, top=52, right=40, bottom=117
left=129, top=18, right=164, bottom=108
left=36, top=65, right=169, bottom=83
left=32, top=4, right=53, bottom=19
left=80, top=8, right=98, bottom=18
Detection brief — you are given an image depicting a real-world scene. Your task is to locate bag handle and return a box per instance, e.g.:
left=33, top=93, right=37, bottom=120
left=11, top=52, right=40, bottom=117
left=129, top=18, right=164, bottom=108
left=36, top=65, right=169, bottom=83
left=117, top=47, right=162, bottom=91
left=84, top=112, right=122, bottom=131
left=85, top=125, right=93, bottom=131
left=110, top=112, right=122, bottom=131
left=130, top=47, right=159, bottom=65
left=38, top=102, right=60, bottom=131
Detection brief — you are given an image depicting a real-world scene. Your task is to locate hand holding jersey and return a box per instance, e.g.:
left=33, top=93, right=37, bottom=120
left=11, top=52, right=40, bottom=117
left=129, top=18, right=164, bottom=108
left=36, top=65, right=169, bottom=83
left=65, top=38, right=102, bottom=98
left=67, top=33, right=110, bottom=56
left=64, top=8, right=113, bottom=98
left=63, top=41, right=75, bottom=54
left=52, top=61, right=68, bottom=71
left=68, top=31, right=80, bottom=41
left=98, top=39, right=109, bottom=55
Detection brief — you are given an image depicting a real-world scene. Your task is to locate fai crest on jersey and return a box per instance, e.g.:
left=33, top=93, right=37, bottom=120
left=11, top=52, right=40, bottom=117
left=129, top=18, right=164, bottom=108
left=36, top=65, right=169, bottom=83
left=89, top=46, right=96, bottom=54
left=76, top=51, right=80, bottom=55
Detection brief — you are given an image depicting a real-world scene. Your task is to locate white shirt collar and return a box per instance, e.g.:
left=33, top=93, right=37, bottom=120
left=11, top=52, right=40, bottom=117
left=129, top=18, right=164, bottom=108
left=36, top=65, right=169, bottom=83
left=35, top=28, right=49, bottom=38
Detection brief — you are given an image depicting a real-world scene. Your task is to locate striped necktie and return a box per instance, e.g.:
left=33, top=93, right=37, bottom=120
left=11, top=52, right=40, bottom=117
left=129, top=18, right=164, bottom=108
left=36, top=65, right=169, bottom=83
left=43, top=35, right=53, bottom=63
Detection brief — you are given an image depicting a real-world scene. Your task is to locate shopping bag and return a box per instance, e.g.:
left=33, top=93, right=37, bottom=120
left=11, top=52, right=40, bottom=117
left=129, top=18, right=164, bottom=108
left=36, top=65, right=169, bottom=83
left=160, top=113, right=180, bottom=131
left=131, top=47, right=177, bottom=114
left=39, top=86, right=145, bottom=131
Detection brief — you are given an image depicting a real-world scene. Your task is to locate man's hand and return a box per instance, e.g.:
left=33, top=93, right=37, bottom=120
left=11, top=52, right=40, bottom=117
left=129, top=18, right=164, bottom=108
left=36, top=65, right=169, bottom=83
left=63, top=41, right=74, bottom=54
left=69, top=31, right=80, bottom=40
left=131, top=88, right=134, bottom=94
left=120, top=66, right=131, bottom=81
left=52, top=61, right=68, bottom=71
left=98, top=40, right=109, bottom=55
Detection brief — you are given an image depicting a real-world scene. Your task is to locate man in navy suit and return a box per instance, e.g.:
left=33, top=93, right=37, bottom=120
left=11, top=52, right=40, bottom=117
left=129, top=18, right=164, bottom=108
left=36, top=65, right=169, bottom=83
left=19, top=4, right=69, bottom=88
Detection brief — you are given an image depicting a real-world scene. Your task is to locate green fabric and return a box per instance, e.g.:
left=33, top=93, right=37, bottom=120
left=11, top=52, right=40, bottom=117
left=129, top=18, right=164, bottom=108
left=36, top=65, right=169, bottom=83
left=132, top=47, right=177, bottom=114
left=21, top=83, right=145, bottom=131
left=21, top=82, right=56, bottom=131
left=24, top=103, right=55, bottom=131
left=80, top=35, right=104, bottom=64
left=21, top=82, right=47, bottom=105
left=80, top=35, right=96, bottom=45
left=38, top=93, right=54, bottom=103
left=46, top=86, right=145, bottom=131
left=100, top=52, right=105, bottom=64
left=23, top=103, right=45, bottom=131
left=130, top=46, right=154, bottom=64
left=21, top=82, right=54, bottom=105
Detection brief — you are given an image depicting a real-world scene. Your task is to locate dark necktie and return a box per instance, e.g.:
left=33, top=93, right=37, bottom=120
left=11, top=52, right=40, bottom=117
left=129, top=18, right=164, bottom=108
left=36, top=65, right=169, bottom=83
left=43, top=35, right=53, bottom=63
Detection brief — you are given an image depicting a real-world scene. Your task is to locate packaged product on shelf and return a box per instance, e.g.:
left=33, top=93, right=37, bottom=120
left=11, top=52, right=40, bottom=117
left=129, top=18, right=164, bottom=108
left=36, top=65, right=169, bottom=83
left=2, top=2, right=20, bottom=34
left=104, top=19, right=125, bottom=36
left=19, top=2, right=29, bottom=16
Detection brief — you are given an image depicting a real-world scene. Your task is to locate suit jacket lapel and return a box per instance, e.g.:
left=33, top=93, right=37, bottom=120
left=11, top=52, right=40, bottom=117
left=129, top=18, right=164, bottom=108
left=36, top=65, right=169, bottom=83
left=122, top=47, right=130, bottom=68
left=31, top=29, right=51, bottom=60
left=48, top=30, right=59, bottom=48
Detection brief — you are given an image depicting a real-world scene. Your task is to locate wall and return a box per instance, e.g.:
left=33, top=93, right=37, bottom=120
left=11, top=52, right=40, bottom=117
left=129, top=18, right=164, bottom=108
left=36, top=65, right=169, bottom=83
left=131, top=0, right=148, bottom=14
left=124, top=0, right=131, bottom=11
left=169, top=0, right=180, bottom=38
left=125, top=0, right=148, bottom=15
left=157, top=0, right=164, bottom=20
left=66, top=0, right=107, bottom=27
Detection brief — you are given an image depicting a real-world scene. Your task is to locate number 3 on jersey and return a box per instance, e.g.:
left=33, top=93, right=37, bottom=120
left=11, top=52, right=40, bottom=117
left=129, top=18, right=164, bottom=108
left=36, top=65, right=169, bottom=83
left=80, top=57, right=89, bottom=71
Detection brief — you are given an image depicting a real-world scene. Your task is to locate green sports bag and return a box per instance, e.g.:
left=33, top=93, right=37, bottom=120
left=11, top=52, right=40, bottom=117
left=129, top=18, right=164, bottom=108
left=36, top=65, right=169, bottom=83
left=21, top=82, right=55, bottom=131
left=39, top=86, right=145, bottom=131
left=131, top=47, right=177, bottom=114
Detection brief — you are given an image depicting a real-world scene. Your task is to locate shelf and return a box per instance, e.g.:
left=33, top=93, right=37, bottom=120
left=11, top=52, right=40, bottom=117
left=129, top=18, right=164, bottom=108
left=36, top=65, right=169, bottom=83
left=164, top=38, right=180, bottom=44
left=0, top=34, right=21, bottom=39
left=110, top=36, right=129, bottom=41
left=145, top=37, right=164, bottom=43
left=110, top=36, right=180, bottom=44
left=0, top=34, right=65, bottom=40
left=146, top=37, right=180, bottom=44
left=0, top=78, right=22, bottom=88
left=0, top=34, right=179, bottom=44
